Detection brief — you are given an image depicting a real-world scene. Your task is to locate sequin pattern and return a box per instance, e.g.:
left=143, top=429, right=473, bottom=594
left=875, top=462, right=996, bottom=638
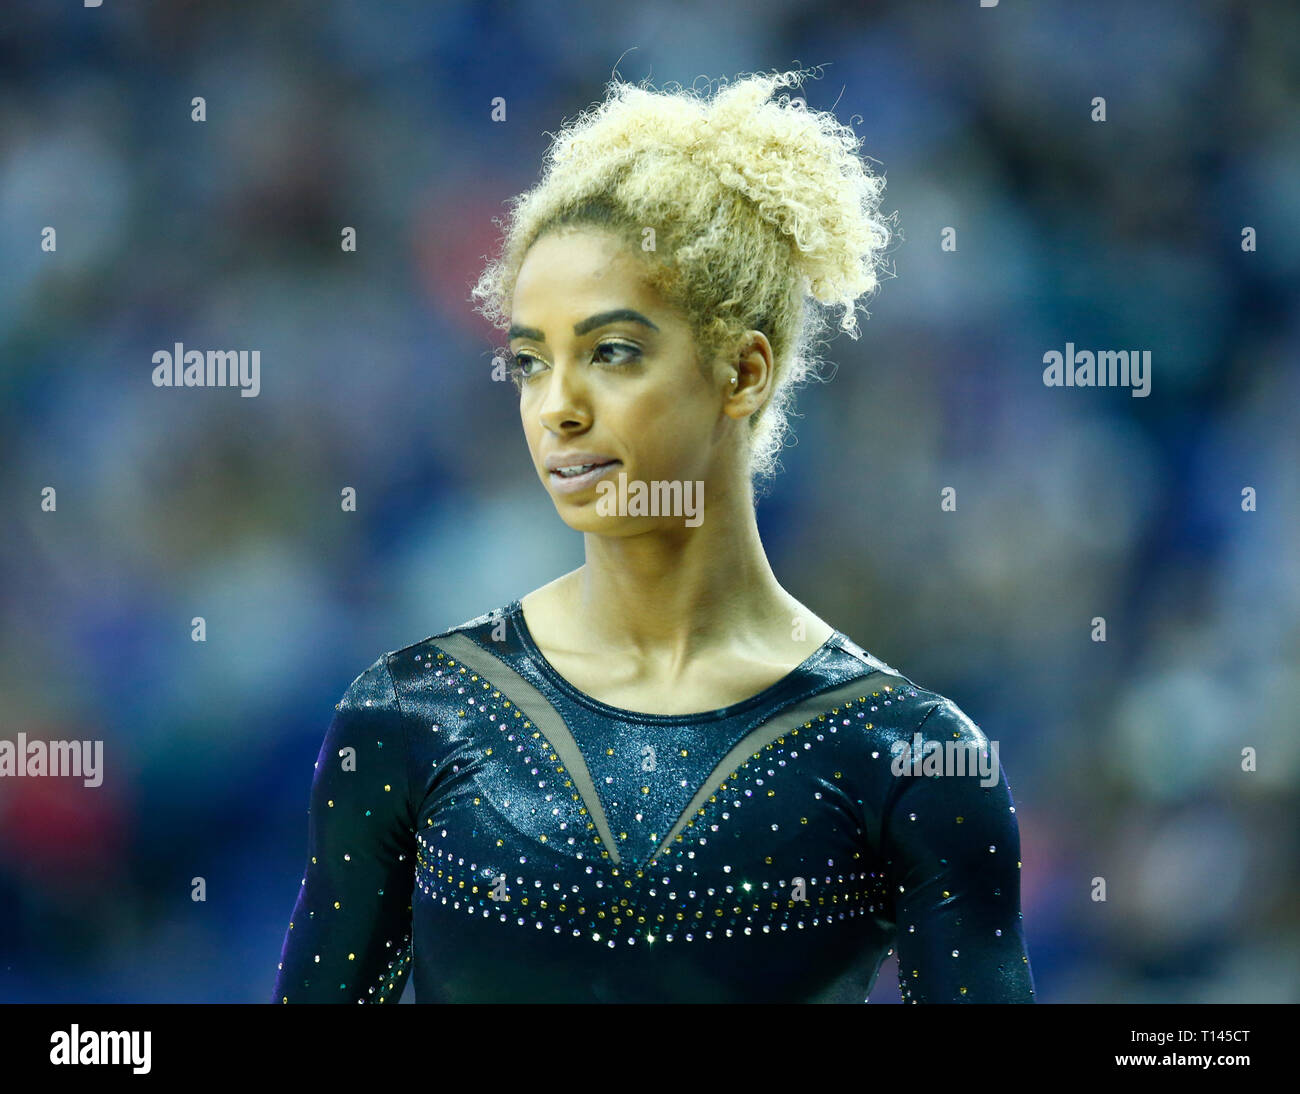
left=272, top=601, right=1035, bottom=1003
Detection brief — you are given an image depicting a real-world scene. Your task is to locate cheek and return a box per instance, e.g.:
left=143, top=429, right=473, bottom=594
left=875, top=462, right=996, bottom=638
left=519, top=401, right=541, bottom=453
left=625, top=393, right=719, bottom=470
left=637, top=364, right=712, bottom=420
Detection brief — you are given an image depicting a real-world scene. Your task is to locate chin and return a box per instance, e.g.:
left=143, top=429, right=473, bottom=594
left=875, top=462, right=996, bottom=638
left=551, top=504, right=642, bottom=536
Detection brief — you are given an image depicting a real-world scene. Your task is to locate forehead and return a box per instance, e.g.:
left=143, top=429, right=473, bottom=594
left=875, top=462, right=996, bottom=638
left=512, top=228, right=655, bottom=315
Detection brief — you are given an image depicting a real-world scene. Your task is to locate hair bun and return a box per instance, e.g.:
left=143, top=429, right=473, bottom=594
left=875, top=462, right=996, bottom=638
left=546, top=67, right=892, bottom=335
left=674, top=67, right=894, bottom=334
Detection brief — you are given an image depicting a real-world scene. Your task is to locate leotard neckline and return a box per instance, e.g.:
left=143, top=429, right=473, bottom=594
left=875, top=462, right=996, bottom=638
left=506, top=598, right=846, bottom=724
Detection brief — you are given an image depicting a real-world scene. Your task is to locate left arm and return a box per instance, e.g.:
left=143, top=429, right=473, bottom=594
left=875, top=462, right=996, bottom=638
left=881, top=697, right=1035, bottom=1003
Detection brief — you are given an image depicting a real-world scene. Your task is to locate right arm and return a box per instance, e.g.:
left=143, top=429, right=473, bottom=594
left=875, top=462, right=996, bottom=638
left=272, top=655, right=417, bottom=1003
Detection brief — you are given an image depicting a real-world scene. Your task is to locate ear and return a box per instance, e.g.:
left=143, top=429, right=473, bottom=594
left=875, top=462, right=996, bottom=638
left=724, top=331, right=773, bottom=418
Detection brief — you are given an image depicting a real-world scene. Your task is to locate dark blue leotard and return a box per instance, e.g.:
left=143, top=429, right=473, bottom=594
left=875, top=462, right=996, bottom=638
left=273, top=601, right=1034, bottom=1003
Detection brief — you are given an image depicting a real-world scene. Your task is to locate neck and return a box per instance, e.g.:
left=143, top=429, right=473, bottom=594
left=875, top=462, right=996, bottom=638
left=561, top=471, right=799, bottom=669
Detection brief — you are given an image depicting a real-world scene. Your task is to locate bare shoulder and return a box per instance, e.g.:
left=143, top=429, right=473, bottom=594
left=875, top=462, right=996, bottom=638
left=518, top=571, right=582, bottom=649
left=783, top=599, right=837, bottom=652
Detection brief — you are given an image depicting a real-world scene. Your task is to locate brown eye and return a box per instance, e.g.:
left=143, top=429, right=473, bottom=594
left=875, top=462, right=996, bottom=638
left=509, top=352, right=541, bottom=380
left=593, top=341, right=641, bottom=366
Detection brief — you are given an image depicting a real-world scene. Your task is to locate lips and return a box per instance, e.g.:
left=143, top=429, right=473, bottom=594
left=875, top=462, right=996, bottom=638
left=551, top=459, right=616, bottom=478
left=544, top=451, right=620, bottom=473
left=545, top=459, right=622, bottom=494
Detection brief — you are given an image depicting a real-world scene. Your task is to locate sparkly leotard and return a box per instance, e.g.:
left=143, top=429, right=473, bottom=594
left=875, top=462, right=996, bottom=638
left=272, top=601, right=1035, bottom=1003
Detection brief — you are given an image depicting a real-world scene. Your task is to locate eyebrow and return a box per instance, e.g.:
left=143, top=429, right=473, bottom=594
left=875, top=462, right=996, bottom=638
left=508, top=308, right=660, bottom=343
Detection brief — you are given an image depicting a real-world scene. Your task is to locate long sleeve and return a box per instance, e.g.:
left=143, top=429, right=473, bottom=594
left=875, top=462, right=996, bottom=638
left=273, top=655, right=417, bottom=1003
left=881, top=697, right=1035, bottom=1003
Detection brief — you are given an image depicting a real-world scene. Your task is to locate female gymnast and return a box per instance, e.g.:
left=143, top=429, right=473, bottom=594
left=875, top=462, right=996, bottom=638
left=273, top=66, right=1034, bottom=1003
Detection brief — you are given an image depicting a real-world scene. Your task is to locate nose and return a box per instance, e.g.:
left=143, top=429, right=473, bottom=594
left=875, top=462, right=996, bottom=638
left=537, top=359, right=592, bottom=435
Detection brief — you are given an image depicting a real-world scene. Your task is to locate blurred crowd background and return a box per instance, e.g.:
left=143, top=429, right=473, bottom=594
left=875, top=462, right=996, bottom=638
left=1, top=0, right=1297, bottom=1003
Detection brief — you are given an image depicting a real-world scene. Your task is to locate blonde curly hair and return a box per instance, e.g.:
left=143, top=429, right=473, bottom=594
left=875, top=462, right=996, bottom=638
left=471, top=65, right=895, bottom=495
